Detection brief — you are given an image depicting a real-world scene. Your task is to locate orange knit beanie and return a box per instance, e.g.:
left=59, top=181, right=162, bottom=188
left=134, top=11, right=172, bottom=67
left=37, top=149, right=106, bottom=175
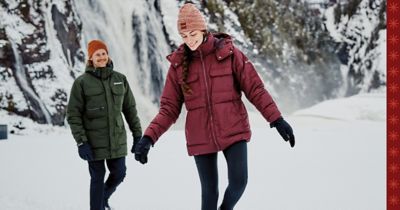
left=177, top=3, right=207, bottom=34
left=87, top=40, right=108, bottom=58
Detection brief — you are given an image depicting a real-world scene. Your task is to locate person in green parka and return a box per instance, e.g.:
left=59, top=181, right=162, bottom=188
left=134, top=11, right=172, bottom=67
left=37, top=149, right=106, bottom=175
left=66, top=39, right=142, bottom=210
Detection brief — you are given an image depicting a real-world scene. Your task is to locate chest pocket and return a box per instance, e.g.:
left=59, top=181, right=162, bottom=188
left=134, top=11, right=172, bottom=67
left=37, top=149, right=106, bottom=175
left=209, top=65, right=234, bottom=93
left=84, top=88, right=104, bottom=105
left=110, top=82, right=125, bottom=108
left=84, top=88, right=106, bottom=119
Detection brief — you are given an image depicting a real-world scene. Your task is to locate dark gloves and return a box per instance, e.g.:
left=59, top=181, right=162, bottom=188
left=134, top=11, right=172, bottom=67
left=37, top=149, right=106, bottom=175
left=78, top=142, right=94, bottom=161
left=131, top=136, right=142, bottom=154
left=134, top=136, right=153, bottom=164
left=270, top=117, right=295, bottom=148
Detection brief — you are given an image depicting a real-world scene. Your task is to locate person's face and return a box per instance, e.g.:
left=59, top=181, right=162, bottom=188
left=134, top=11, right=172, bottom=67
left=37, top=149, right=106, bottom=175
left=180, top=30, right=204, bottom=51
left=91, top=49, right=109, bottom=68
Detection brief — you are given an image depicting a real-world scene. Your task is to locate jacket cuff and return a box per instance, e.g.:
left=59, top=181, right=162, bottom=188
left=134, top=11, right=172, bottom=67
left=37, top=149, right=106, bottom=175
left=268, top=112, right=282, bottom=124
left=270, top=117, right=283, bottom=128
left=77, top=135, right=88, bottom=145
left=144, top=129, right=157, bottom=144
left=143, top=135, right=155, bottom=146
left=132, top=131, right=142, bottom=139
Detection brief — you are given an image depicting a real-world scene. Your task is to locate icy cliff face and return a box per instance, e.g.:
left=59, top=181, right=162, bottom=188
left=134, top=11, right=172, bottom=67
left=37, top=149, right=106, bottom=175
left=73, top=0, right=171, bottom=105
left=0, top=0, right=84, bottom=125
left=0, top=0, right=171, bottom=125
left=324, top=0, right=386, bottom=95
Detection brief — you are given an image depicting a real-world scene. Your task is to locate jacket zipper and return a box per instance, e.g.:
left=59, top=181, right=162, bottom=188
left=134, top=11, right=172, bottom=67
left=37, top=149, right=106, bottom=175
left=199, top=50, right=220, bottom=150
left=101, top=80, right=112, bottom=158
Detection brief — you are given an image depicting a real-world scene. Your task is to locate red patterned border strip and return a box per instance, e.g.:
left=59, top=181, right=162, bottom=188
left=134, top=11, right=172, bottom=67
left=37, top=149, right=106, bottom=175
left=387, top=1, right=399, bottom=209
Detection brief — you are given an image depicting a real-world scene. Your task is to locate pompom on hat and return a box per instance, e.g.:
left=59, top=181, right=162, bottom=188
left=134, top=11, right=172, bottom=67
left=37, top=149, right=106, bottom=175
left=177, top=3, right=207, bottom=34
left=87, top=39, right=108, bottom=58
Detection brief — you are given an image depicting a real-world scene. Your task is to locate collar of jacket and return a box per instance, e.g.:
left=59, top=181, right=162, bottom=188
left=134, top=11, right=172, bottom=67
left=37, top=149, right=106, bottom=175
left=85, top=62, right=114, bottom=80
left=167, top=32, right=234, bottom=69
left=191, top=33, right=215, bottom=58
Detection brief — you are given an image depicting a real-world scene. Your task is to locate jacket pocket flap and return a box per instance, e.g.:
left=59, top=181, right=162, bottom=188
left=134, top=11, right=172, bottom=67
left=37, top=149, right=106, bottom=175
left=210, top=67, right=232, bottom=77
left=85, top=88, right=103, bottom=96
left=111, top=85, right=125, bottom=95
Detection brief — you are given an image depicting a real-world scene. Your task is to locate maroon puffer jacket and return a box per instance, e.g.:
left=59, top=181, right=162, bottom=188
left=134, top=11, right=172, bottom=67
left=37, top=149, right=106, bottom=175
left=144, top=33, right=281, bottom=156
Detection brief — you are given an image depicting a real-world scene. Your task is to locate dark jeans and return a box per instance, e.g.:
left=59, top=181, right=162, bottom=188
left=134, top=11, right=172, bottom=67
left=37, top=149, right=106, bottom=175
left=88, top=157, right=126, bottom=210
left=194, top=140, right=248, bottom=210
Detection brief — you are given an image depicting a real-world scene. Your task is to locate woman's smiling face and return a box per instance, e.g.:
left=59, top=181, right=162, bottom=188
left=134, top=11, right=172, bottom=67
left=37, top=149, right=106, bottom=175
left=180, top=30, right=204, bottom=51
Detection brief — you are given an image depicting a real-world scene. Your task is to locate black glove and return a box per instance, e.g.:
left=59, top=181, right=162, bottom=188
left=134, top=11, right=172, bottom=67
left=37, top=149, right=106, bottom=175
left=78, top=142, right=94, bottom=161
left=131, top=136, right=142, bottom=154
left=134, top=136, right=153, bottom=164
left=270, top=117, right=295, bottom=148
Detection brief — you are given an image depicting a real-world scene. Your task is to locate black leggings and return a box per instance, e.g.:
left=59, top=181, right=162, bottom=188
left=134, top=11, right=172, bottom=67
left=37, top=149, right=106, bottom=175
left=194, top=141, right=248, bottom=210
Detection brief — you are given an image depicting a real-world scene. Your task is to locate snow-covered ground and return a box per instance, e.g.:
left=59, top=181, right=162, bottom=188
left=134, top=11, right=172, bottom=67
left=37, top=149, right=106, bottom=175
left=0, top=93, right=386, bottom=210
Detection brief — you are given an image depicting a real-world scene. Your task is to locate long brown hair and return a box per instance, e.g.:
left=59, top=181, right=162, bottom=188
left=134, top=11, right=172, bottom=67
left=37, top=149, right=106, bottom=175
left=181, top=44, right=193, bottom=95
left=181, top=31, right=208, bottom=94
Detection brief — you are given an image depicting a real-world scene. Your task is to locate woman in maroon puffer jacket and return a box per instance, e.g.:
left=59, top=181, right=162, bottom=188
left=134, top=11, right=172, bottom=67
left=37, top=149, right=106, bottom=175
left=134, top=2, right=295, bottom=210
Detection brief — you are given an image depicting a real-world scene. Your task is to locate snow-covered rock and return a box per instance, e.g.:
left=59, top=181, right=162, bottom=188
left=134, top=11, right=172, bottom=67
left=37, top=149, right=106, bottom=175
left=324, top=0, right=386, bottom=95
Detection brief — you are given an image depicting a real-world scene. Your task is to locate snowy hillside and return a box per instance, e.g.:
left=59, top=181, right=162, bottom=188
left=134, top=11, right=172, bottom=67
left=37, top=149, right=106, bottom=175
left=0, top=92, right=386, bottom=209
